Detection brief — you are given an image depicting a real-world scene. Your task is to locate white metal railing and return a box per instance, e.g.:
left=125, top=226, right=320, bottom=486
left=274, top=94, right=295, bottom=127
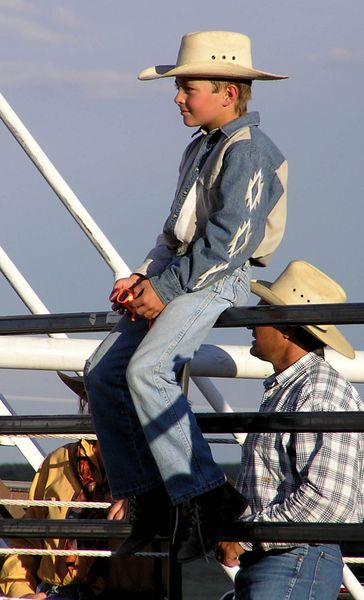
left=0, top=335, right=364, bottom=383
left=0, top=94, right=130, bottom=281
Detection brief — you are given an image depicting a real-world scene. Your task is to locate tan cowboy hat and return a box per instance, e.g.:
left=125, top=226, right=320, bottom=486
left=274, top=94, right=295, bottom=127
left=138, top=31, right=288, bottom=81
left=57, top=371, right=87, bottom=399
left=251, top=260, right=355, bottom=359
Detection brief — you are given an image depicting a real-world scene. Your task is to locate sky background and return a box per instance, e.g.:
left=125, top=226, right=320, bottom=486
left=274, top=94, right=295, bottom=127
left=0, top=0, right=364, bottom=466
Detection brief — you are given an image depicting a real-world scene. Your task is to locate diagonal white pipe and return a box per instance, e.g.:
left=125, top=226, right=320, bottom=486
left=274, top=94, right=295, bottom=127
left=0, top=93, right=130, bottom=281
left=0, top=246, right=66, bottom=339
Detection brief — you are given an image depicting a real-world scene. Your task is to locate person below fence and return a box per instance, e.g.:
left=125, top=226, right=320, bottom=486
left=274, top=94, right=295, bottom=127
left=0, top=373, right=166, bottom=600
left=215, top=260, right=364, bottom=600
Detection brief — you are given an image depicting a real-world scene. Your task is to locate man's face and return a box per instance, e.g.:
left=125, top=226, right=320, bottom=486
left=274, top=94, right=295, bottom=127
left=174, top=78, right=233, bottom=130
left=249, top=323, right=286, bottom=364
left=249, top=300, right=287, bottom=364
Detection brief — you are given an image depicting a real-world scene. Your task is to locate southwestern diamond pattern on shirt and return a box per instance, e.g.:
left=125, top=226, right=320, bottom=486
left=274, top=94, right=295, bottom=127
left=228, top=219, right=252, bottom=257
left=246, top=169, right=264, bottom=212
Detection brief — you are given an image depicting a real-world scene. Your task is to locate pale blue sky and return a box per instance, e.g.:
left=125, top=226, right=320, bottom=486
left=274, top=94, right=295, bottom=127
left=0, top=0, right=364, bottom=463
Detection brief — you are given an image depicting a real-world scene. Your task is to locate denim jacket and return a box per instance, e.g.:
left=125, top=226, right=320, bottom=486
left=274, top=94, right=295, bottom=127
left=135, top=112, right=288, bottom=304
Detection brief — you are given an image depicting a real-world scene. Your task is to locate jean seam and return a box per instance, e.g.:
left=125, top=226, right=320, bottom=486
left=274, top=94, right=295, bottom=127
left=285, top=553, right=305, bottom=600
left=152, top=286, right=219, bottom=448
left=151, top=284, right=226, bottom=492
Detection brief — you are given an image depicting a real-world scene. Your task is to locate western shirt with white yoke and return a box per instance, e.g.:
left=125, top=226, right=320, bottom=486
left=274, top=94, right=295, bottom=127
left=237, top=352, right=364, bottom=551
left=133, top=111, right=288, bottom=304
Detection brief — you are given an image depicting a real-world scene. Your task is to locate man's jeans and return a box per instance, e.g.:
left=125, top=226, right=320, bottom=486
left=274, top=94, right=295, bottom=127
left=84, top=265, right=250, bottom=505
left=234, top=544, right=343, bottom=600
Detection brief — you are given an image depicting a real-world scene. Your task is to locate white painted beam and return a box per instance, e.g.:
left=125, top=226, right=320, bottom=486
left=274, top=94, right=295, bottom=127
left=0, top=337, right=363, bottom=383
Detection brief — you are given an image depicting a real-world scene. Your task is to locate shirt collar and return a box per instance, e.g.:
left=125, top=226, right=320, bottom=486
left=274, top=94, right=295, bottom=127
left=220, top=111, right=260, bottom=136
left=193, top=111, right=260, bottom=138
left=263, top=352, right=323, bottom=391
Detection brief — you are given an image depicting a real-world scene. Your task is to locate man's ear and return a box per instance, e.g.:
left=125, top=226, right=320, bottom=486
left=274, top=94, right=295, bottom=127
left=280, top=325, right=297, bottom=340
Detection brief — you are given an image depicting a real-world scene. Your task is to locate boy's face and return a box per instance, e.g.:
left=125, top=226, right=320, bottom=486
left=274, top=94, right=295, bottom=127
left=174, top=78, right=238, bottom=131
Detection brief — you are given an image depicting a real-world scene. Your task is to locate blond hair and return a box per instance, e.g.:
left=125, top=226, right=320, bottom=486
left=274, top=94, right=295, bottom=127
left=210, top=80, right=252, bottom=117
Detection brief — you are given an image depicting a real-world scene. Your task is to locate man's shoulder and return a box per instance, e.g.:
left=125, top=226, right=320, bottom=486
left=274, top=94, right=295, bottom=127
left=305, top=357, right=363, bottom=410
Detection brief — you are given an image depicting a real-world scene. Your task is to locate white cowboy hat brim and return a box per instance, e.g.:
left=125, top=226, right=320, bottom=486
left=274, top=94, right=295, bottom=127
left=138, top=63, right=288, bottom=81
left=251, top=279, right=355, bottom=359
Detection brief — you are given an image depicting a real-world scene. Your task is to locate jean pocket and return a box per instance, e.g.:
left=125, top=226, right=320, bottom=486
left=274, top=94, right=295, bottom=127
left=319, top=549, right=343, bottom=567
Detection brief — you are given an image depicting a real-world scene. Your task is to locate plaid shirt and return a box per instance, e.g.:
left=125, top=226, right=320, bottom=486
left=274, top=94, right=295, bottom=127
left=237, top=352, right=364, bottom=551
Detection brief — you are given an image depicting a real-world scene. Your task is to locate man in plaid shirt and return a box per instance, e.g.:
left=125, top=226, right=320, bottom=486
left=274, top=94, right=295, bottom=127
left=216, top=260, right=364, bottom=600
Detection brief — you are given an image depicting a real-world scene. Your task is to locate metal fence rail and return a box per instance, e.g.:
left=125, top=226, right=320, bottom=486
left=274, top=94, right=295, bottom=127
left=2, top=412, right=364, bottom=434
left=1, top=302, right=364, bottom=335
left=1, top=306, right=364, bottom=600
left=0, top=519, right=364, bottom=545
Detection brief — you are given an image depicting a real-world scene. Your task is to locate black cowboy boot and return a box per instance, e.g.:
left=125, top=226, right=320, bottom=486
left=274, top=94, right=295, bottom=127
left=177, top=481, right=246, bottom=563
left=116, top=485, right=171, bottom=557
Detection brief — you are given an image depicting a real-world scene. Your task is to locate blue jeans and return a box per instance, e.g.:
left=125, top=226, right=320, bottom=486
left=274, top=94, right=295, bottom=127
left=234, top=544, right=343, bottom=600
left=84, top=265, right=250, bottom=505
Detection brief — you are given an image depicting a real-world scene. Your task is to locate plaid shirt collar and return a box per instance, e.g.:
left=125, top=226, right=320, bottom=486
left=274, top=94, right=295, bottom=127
left=263, top=352, right=323, bottom=394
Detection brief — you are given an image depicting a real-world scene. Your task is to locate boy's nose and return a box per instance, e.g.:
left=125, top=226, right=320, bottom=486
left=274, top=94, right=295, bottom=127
left=174, top=90, right=185, bottom=105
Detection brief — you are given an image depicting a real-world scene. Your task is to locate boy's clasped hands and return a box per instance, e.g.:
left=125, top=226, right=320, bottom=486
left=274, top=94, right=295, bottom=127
left=110, top=274, right=166, bottom=320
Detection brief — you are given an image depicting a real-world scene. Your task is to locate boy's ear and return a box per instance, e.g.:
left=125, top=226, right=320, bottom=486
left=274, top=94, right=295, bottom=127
left=222, top=84, right=238, bottom=106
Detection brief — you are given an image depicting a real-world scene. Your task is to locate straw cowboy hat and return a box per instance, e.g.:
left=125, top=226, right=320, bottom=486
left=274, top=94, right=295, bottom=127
left=250, top=260, right=355, bottom=359
left=138, top=31, right=288, bottom=81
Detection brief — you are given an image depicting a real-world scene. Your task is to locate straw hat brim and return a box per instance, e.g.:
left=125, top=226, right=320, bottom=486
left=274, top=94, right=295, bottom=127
left=138, top=63, right=288, bottom=81
left=57, top=371, right=87, bottom=398
left=251, top=280, right=355, bottom=359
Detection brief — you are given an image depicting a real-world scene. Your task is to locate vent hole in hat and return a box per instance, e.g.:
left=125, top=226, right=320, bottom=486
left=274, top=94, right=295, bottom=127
left=300, top=294, right=304, bottom=298
left=232, top=56, right=236, bottom=60
left=211, top=55, right=216, bottom=60
left=222, top=55, right=226, bottom=59
left=307, top=299, right=311, bottom=302
left=293, top=288, right=296, bottom=292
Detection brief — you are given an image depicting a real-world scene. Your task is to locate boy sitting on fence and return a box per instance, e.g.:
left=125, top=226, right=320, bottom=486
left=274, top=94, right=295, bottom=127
left=84, top=29, right=288, bottom=564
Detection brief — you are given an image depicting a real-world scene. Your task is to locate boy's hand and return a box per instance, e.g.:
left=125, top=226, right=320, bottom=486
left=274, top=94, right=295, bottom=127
left=109, top=274, right=141, bottom=311
left=129, top=279, right=166, bottom=319
left=215, top=541, right=244, bottom=567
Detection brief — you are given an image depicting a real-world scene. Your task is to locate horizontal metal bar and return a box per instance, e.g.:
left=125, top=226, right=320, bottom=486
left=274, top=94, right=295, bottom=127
left=1, top=303, right=364, bottom=335
left=1, top=413, right=364, bottom=434
left=223, top=522, right=364, bottom=544
left=1, top=518, right=364, bottom=544
left=215, top=303, right=364, bottom=328
left=0, top=415, right=93, bottom=434
left=197, top=412, right=364, bottom=433
left=0, top=519, right=131, bottom=539
left=0, top=312, right=119, bottom=335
